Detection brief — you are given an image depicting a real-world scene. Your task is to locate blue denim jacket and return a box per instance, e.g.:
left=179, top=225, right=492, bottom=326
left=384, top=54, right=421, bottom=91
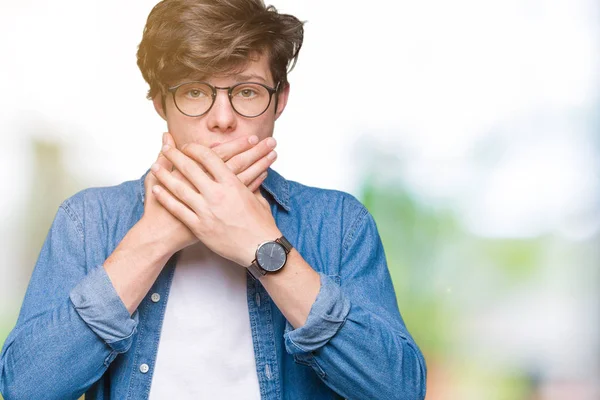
left=0, top=167, right=426, bottom=400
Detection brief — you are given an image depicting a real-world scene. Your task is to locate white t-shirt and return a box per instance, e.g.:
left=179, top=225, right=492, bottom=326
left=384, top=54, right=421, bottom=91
left=149, top=242, right=261, bottom=399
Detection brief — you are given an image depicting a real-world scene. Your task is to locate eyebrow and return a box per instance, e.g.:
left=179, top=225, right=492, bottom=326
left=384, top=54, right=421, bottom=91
left=233, top=74, right=268, bottom=84
left=175, top=73, right=271, bottom=87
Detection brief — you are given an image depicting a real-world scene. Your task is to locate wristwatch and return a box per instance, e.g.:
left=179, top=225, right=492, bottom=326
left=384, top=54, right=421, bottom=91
left=247, top=236, right=293, bottom=280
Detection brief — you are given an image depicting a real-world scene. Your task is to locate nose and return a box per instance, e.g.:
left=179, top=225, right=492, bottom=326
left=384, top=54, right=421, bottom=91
left=206, top=88, right=236, bottom=134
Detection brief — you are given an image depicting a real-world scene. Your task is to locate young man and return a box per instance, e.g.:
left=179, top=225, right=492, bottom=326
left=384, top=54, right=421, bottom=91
left=0, top=1, right=426, bottom=399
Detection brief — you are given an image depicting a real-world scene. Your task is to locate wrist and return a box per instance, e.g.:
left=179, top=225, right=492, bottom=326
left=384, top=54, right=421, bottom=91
left=135, top=217, right=179, bottom=261
left=245, top=229, right=283, bottom=263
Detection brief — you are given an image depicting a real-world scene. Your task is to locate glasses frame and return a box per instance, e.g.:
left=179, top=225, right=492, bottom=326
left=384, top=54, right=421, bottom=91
left=167, top=81, right=281, bottom=118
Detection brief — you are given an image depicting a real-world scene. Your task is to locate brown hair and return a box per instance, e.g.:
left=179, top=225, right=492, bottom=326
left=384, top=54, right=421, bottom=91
left=137, top=0, right=304, bottom=100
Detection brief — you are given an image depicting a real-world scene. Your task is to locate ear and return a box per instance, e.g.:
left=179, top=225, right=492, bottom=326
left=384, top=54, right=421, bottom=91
left=153, top=94, right=167, bottom=121
left=274, top=82, right=290, bottom=121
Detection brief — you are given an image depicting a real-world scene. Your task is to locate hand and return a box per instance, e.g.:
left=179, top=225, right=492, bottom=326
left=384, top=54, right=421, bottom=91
left=141, top=132, right=277, bottom=255
left=150, top=142, right=282, bottom=266
left=206, top=135, right=278, bottom=193
left=140, top=132, right=196, bottom=253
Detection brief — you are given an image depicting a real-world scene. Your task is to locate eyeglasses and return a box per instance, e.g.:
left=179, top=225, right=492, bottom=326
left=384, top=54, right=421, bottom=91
left=168, top=81, right=280, bottom=118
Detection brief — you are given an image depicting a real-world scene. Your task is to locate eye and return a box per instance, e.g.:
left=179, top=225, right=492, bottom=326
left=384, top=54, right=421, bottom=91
left=238, top=88, right=257, bottom=98
left=187, top=89, right=208, bottom=99
left=233, top=83, right=266, bottom=100
left=177, top=83, right=212, bottom=100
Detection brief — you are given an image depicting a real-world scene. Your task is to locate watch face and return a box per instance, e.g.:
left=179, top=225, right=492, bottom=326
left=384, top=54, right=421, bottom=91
left=256, top=242, right=287, bottom=272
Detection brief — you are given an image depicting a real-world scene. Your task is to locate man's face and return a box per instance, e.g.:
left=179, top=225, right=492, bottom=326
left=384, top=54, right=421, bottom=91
left=153, top=53, right=289, bottom=149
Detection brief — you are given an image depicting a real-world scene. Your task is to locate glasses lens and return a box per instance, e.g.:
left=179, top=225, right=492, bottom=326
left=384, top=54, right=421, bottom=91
left=230, top=83, right=271, bottom=117
left=174, top=82, right=213, bottom=116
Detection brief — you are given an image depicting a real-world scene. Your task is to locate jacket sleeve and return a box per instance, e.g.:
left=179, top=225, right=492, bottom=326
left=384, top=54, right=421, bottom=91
left=0, top=200, right=139, bottom=400
left=283, top=205, right=427, bottom=400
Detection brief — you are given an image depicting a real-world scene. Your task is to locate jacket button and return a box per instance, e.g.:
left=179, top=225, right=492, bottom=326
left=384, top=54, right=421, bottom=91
left=151, top=293, right=161, bottom=303
left=140, top=363, right=150, bottom=374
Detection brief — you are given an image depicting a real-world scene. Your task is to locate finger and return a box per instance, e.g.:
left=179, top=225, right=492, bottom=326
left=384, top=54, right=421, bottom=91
left=211, top=135, right=258, bottom=162
left=225, top=137, right=277, bottom=175
left=237, top=149, right=276, bottom=187
left=172, top=168, right=197, bottom=192
left=150, top=184, right=201, bottom=232
left=151, top=162, right=207, bottom=215
left=162, top=144, right=215, bottom=192
left=247, top=171, right=268, bottom=193
left=178, top=143, right=235, bottom=185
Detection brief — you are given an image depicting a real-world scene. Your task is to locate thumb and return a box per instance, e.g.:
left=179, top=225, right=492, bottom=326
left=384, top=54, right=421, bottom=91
left=156, top=132, right=174, bottom=171
left=164, top=131, right=176, bottom=148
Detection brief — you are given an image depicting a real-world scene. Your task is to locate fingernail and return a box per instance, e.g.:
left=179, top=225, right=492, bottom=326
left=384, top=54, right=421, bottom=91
left=152, top=185, right=161, bottom=194
left=267, top=150, right=277, bottom=160
left=162, top=133, right=166, bottom=144
left=162, top=144, right=170, bottom=152
left=151, top=163, right=159, bottom=172
left=267, top=137, right=276, bottom=148
left=249, top=135, right=259, bottom=145
left=261, top=172, right=268, bottom=179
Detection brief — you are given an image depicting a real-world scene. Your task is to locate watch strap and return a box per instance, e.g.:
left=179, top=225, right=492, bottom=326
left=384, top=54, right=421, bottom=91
left=247, top=261, right=266, bottom=280
left=276, top=236, right=293, bottom=253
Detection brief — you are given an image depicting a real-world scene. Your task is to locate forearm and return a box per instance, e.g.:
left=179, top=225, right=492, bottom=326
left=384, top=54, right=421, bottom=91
left=104, top=218, right=175, bottom=315
left=257, top=248, right=321, bottom=329
left=0, top=233, right=154, bottom=400
left=0, top=299, right=115, bottom=400
left=258, top=248, right=425, bottom=399
left=287, top=296, right=427, bottom=400
left=0, top=201, right=151, bottom=399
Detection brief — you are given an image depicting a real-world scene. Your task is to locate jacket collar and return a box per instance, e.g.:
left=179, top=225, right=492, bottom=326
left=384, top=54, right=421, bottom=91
left=138, top=166, right=290, bottom=212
